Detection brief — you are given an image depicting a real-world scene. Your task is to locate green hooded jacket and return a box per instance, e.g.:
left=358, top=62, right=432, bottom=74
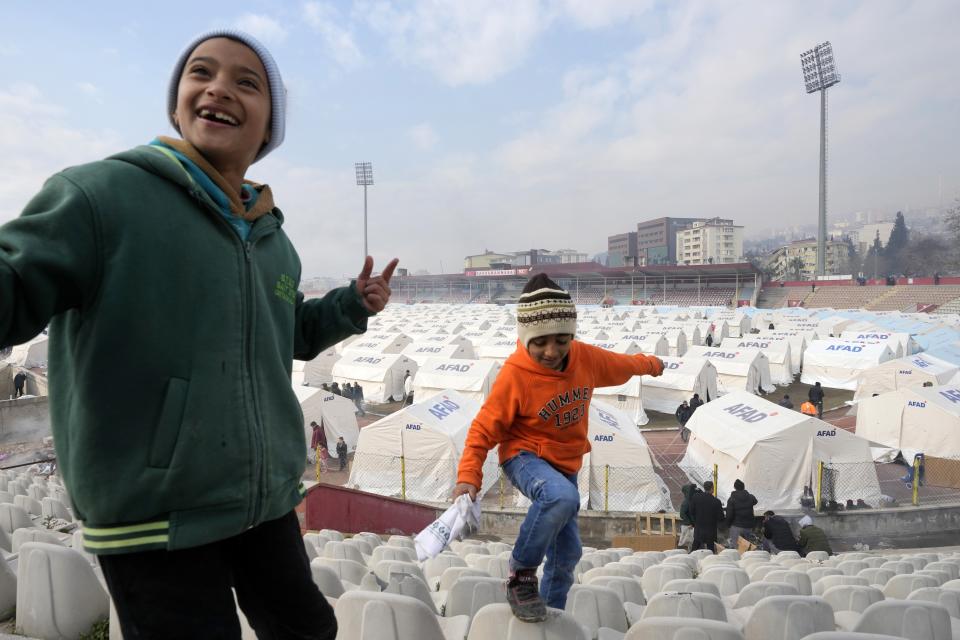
left=0, top=145, right=371, bottom=554
left=799, top=525, right=833, bottom=555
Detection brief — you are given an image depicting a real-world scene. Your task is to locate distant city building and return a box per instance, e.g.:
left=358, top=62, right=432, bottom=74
left=464, top=248, right=589, bottom=273
left=765, top=238, right=849, bottom=280
left=607, top=231, right=638, bottom=267
left=464, top=251, right=514, bottom=270
left=851, top=221, right=894, bottom=254
left=636, top=217, right=705, bottom=265
left=676, top=217, right=744, bottom=266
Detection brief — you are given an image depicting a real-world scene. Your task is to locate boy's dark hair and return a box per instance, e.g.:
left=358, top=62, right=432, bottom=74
left=733, top=479, right=745, bottom=491
left=703, top=480, right=714, bottom=492
left=763, top=510, right=775, bottom=517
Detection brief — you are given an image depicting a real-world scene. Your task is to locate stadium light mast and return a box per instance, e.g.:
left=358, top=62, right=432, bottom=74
left=800, top=41, right=841, bottom=277
left=355, top=162, right=374, bottom=258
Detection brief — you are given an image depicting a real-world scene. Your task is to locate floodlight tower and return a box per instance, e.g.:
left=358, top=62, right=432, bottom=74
left=355, top=162, right=374, bottom=258
left=800, top=41, right=841, bottom=277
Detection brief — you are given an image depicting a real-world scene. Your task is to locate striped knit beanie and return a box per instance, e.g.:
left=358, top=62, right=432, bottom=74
left=516, top=274, right=578, bottom=348
left=168, top=29, right=286, bottom=163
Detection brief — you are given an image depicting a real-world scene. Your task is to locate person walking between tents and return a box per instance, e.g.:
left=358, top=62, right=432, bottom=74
left=335, top=437, right=348, bottom=472
left=761, top=511, right=800, bottom=554
left=352, top=382, right=365, bottom=416
left=310, top=420, right=327, bottom=463
left=808, top=382, right=825, bottom=418
left=798, top=515, right=832, bottom=556
left=13, top=370, right=26, bottom=398
left=689, top=480, right=724, bottom=553
left=689, top=393, right=704, bottom=413
left=725, top=479, right=758, bottom=548
left=678, top=483, right=700, bottom=551
left=403, top=373, right=414, bottom=406
left=676, top=400, right=693, bottom=443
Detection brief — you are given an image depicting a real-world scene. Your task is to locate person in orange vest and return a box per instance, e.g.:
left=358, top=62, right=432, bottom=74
left=800, top=400, right=818, bottom=416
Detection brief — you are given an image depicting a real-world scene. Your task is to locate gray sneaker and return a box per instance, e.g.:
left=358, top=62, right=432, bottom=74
left=505, top=568, right=547, bottom=623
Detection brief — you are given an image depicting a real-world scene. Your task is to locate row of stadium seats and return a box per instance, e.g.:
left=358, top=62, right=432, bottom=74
left=302, top=527, right=960, bottom=640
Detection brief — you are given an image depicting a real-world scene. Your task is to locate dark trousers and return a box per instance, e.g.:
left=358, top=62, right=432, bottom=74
left=692, top=530, right=718, bottom=554
left=14, top=383, right=24, bottom=398
left=99, top=511, right=336, bottom=640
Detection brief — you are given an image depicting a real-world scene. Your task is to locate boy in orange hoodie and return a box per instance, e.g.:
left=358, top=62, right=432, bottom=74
left=453, top=274, right=664, bottom=621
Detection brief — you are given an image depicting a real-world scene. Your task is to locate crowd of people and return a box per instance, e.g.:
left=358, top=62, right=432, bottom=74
left=679, top=479, right=833, bottom=557
left=320, top=380, right=365, bottom=416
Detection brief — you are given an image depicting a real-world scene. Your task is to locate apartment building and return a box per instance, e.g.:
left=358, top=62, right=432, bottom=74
left=676, top=217, right=744, bottom=265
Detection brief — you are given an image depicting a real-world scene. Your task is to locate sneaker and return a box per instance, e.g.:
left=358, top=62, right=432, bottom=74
left=505, top=568, right=547, bottom=623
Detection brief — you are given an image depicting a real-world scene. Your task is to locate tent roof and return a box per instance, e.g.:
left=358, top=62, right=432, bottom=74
left=686, top=391, right=818, bottom=462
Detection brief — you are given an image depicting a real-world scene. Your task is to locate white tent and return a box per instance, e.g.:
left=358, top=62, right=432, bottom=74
left=817, top=316, right=857, bottom=338
left=801, top=340, right=895, bottom=391
left=294, top=386, right=359, bottom=459
left=340, top=333, right=412, bottom=355
left=347, top=390, right=499, bottom=502
left=6, top=336, right=48, bottom=369
left=840, top=330, right=918, bottom=358
left=401, top=341, right=475, bottom=367
left=680, top=391, right=882, bottom=511
left=475, top=338, right=519, bottom=363
left=617, top=333, right=670, bottom=356
left=759, top=330, right=807, bottom=375
left=579, top=339, right=642, bottom=355
left=594, top=375, right=649, bottom=427
left=584, top=401, right=673, bottom=511
left=732, top=338, right=794, bottom=386
left=854, top=353, right=960, bottom=401
left=855, top=384, right=960, bottom=460
left=684, top=346, right=775, bottom=396
left=331, top=352, right=418, bottom=403
left=412, top=358, right=501, bottom=404
left=642, top=356, right=719, bottom=413
left=303, top=348, right=341, bottom=387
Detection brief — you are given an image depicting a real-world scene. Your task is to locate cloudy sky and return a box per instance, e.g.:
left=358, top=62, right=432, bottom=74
left=1, top=1, right=958, bottom=278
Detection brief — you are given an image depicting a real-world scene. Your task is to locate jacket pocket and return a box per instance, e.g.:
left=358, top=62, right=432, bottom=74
left=148, top=377, right=190, bottom=468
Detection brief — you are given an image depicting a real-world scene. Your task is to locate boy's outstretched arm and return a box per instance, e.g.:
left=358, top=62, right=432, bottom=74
left=583, top=342, right=665, bottom=389
left=293, top=257, right=398, bottom=359
left=0, top=176, right=99, bottom=349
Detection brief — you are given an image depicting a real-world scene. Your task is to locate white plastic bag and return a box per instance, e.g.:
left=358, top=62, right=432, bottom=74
left=414, top=494, right=481, bottom=561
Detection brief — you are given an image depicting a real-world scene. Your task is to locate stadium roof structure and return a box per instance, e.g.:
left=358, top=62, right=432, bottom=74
left=529, top=261, right=762, bottom=280
left=394, top=262, right=761, bottom=283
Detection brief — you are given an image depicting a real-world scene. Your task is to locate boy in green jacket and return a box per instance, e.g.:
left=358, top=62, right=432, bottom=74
left=0, top=30, right=397, bottom=639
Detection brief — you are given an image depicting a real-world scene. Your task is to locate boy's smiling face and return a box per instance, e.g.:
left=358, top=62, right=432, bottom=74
left=173, top=37, right=271, bottom=178
left=527, top=334, right=572, bottom=370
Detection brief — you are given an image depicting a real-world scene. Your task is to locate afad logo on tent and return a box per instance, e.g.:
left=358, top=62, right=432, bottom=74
left=428, top=395, right=462, bottom=421
left=939, top=389, right=960, bottom=404
left=826, top=344, right=862, bottom=353
left=593, top=409, right=623, bottom=442
left=704, top=351, right=739, bottom=359
left=723, top=403, right=774, bottom=423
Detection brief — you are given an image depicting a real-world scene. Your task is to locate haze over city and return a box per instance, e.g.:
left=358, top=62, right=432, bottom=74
left=1, top=0, right=958, bottom=277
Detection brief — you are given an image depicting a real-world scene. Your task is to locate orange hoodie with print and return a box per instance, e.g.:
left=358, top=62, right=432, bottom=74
left=456, top=340, right=664, bottom=489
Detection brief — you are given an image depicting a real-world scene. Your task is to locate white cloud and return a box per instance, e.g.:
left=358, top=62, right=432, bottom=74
left=408, top=123, right=438, bottom=151
left=0, top=85, right=124, bottom=223
left=365, top=0, right=552, bottom=86
left=303, top=2, right=364, bottom=69
left=233, top=13, right=289, bottom=44
left=559, top=0, right=654, bottom=29
left=76, top=82, right=101, bottom=102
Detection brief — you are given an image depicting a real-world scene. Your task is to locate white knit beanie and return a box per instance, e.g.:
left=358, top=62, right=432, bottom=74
left=516, top=274, right=578, bottom=348
left=167, top=29, right=286, bottom=163
left=799, top=515, right=813, bottom=528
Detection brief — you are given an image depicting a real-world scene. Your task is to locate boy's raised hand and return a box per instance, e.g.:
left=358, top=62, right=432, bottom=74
left=355, top=256, right=399, bottom=313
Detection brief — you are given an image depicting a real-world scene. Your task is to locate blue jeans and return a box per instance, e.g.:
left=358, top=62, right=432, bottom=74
left=502, top=451, right=582, bottom=609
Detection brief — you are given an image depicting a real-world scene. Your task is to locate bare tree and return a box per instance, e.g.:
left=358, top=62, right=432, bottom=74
left=901, top=234, right=951, bottom=276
